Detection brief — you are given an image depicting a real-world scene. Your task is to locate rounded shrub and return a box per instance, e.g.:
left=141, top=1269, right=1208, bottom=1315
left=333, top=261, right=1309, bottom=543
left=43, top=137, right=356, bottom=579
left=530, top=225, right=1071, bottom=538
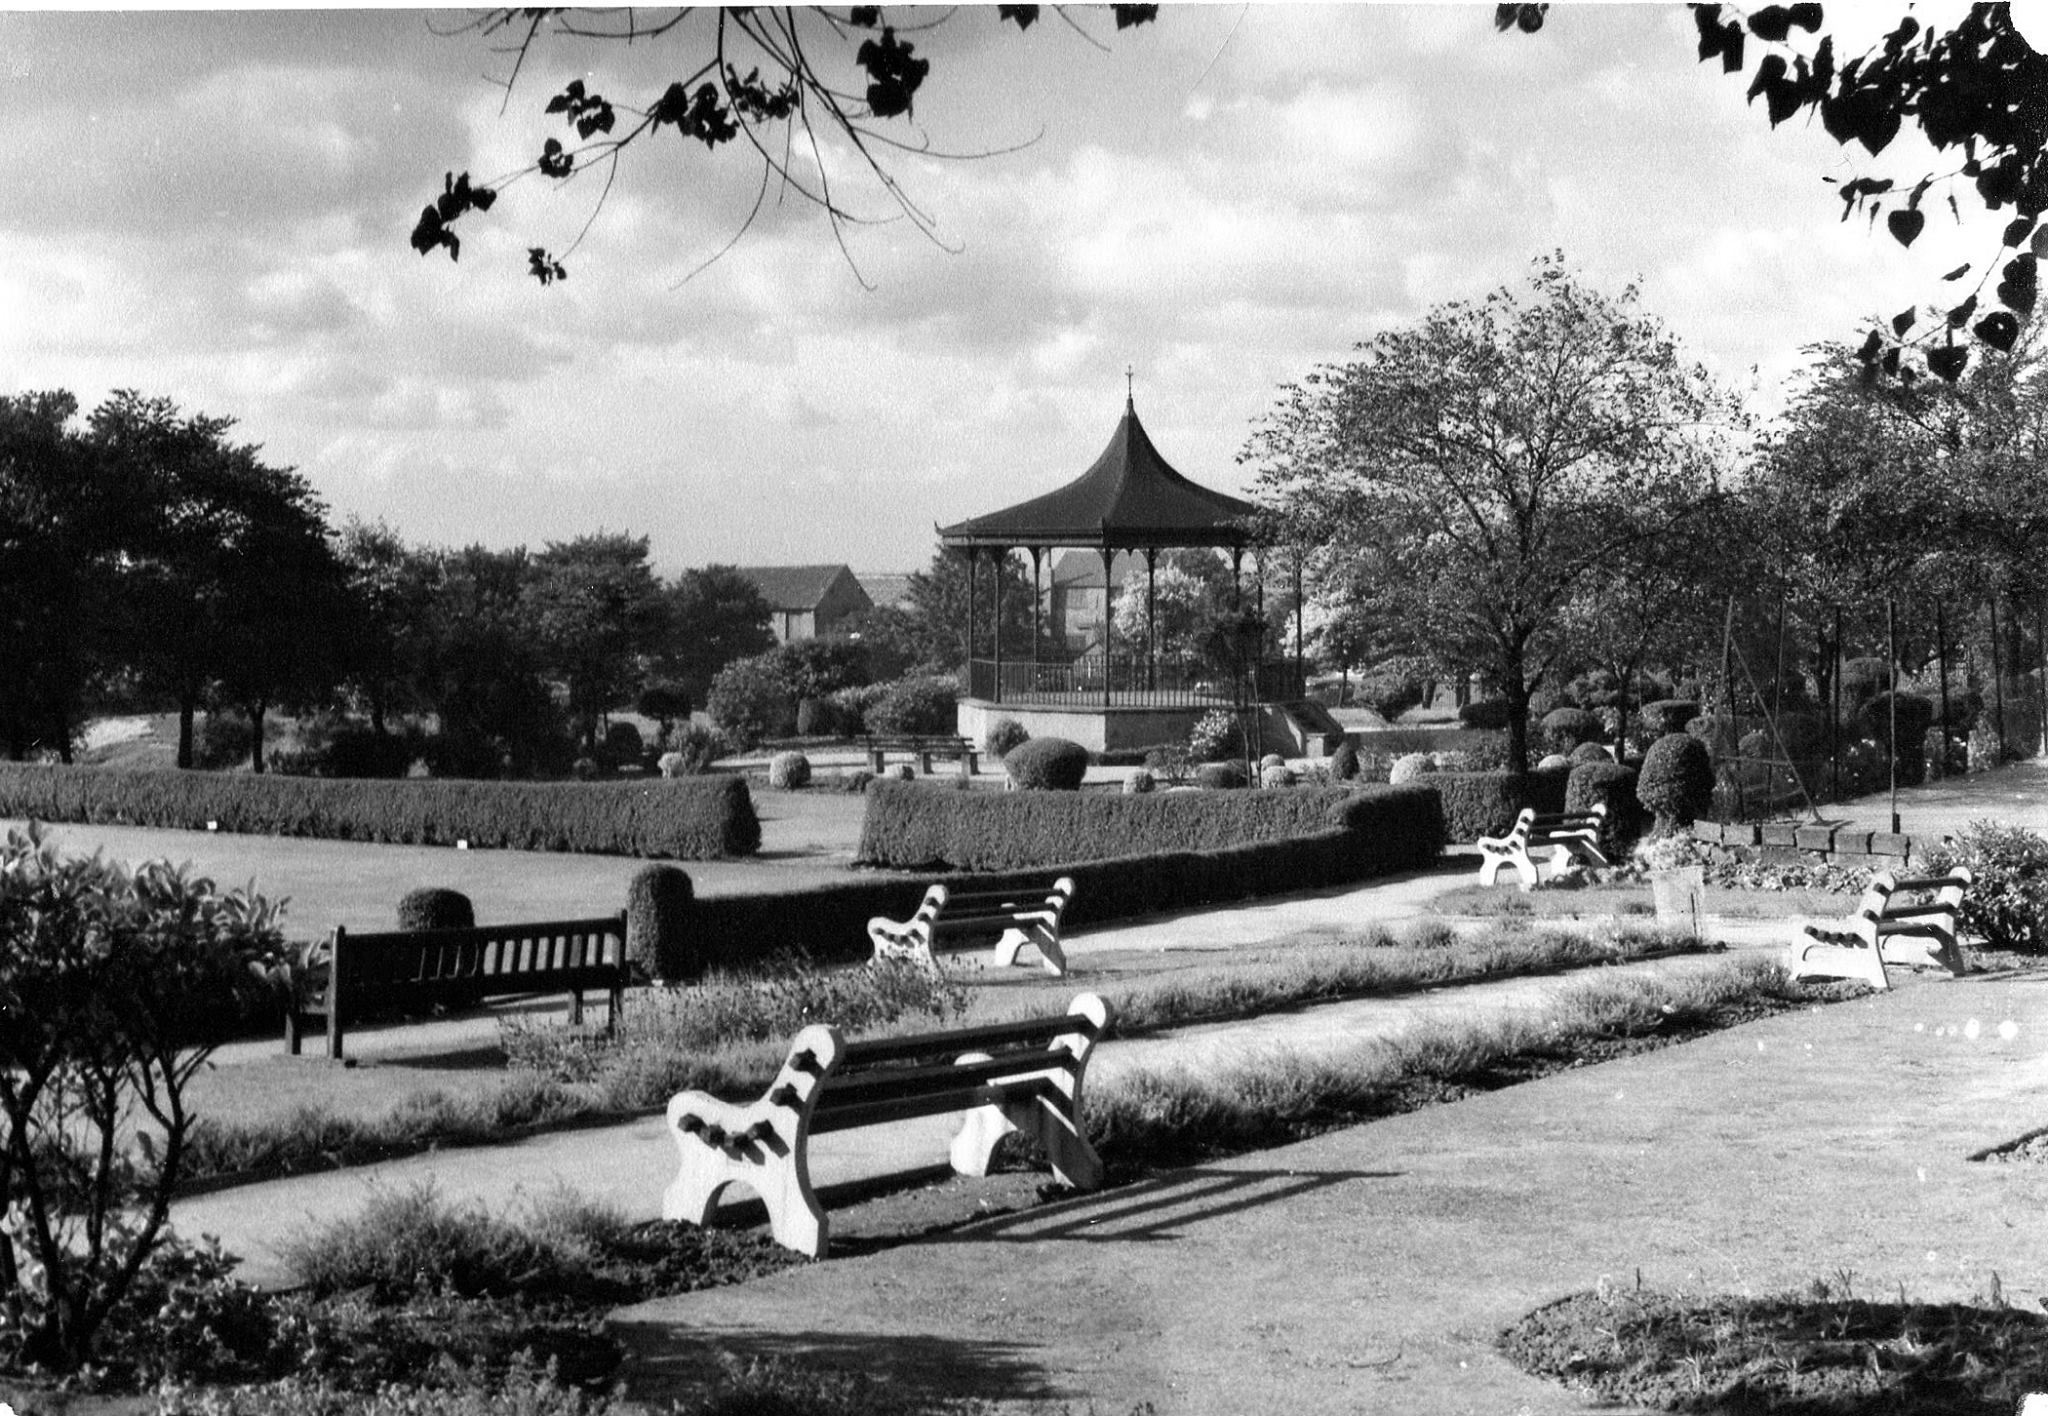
left=706, top=653, right=796, bottom=751
left=1005, top=736, right=1091, bottom=791
left=601, top=721, right=645, bottom=768
left=985, top=716, right=1031, bottom=758
left=1196, top=760, right=1249, bottom=789
left=1458, top=698, right=1510, bottom=730
left=1260, top=763, right=1296, bottom=789
left=1926, top=822, right=2048, bottom=953
left=1388, top=752, right=1435, bottom=785
left=846, top=768, right=877, bottom=793
left=1260, top=753, right=1286, bottom=770
left=768, top=750, right=812, bottom=790
left=625, top=863, right=695, bottom=980
left=1188, top=708, right=1243, bottom=763
left=396, top=887, right=474, bottom=932
left=1540, top=706, right=1603, bottom=754
left=1329, top=741, right=1361, bottom=781
left=658, top=725, right=725, bottom=777
left=866, top=675, right=960, bottom=737
left=1123, top=767, right=1157, bottom=795
left=1565, top=760, right=1644, bottom=854
left=1536, top=753, right=1573, bottom=772
left=1639, top=699, right=1699, bottom=738
left=1569, top=741, right=1613, bottom=765
left=1638, top=732, right=1715, bottom=834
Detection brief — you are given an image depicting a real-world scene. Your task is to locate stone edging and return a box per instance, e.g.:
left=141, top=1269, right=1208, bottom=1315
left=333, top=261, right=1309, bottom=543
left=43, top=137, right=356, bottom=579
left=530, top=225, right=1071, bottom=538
left=1690, top=818, right=1923, bottom=867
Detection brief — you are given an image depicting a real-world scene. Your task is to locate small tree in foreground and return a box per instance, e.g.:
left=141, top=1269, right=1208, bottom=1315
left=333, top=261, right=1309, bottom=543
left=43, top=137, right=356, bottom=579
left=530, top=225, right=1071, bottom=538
left=0, top=828, right=289, bottom=1372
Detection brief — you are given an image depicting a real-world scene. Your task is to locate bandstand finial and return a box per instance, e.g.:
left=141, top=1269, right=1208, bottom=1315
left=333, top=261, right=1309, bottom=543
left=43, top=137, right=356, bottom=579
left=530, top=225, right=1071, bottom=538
left=1125, top=363, right=1134, bottom=408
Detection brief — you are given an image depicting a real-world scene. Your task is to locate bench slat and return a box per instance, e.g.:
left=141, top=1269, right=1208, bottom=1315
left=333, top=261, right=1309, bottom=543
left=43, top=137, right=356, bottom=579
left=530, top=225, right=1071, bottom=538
left=811, top=1075, right=1061, bottom=1135
left=844, top=1015, right=1097, bottom=1067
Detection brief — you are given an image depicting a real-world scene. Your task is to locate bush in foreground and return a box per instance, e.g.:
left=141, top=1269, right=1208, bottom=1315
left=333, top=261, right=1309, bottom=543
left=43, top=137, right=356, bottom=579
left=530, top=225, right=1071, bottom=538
left=1924, top=820, right=2048, bottom=953
left=396, top=887, right=475, bottom=932
left=626, top=864, right=695, bottom=979
left=1005, top=736, right=1090, bottom=791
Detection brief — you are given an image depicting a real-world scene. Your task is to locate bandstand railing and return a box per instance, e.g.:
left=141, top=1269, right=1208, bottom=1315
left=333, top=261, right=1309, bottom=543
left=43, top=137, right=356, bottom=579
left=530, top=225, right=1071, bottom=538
left=965, top=656, right=1305, bottom=707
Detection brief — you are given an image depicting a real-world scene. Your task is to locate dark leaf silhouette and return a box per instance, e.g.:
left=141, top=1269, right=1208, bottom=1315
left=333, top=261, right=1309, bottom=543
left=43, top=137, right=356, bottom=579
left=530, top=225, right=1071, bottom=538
left=999, top=5, right=1040, bottom=30
left=539, top=138, right=573, bottom=179
left=1112, top=5, right=1158, bottom=30
left=2004, top=215, right=2037, bottom=248
left=1886, top=208, right=1925, bottom=247
left=1975, top=311, right=2021, bottom=351
left=1747, top=6, right=1793, bottom=44
left=855, top=29, right=930, bottom=119
left=527, top=248, right=568, bottom=286
left=1941, top=263, right=1971, bottom=281
left=1927, top=343, right=1969, bottom=381
left=1997, top=254, right=2039, bottom=315
left=1947, top=294, right=1977, bottom=328
left=1891, top=307, right=1916, bottom=338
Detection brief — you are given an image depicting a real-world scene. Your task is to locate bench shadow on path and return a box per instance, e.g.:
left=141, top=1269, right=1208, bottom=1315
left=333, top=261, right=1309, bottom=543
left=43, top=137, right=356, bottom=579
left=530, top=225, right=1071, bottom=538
left=942, top=1165, right=1401, bottom=1245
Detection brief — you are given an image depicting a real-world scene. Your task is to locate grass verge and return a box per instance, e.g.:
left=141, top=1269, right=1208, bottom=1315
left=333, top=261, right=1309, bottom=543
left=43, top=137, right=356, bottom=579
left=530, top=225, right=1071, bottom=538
left=1429, top=878, right=1853, bottom=920
left=181, top=922, right=1710, bottom=1191
left=1499, top=1272, right=2048, bottom=1413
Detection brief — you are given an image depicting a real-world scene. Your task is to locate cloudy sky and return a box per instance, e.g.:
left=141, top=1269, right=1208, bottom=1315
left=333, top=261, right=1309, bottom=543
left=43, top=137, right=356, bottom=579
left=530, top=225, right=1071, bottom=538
left=0, top=3, right=2017, bottom=576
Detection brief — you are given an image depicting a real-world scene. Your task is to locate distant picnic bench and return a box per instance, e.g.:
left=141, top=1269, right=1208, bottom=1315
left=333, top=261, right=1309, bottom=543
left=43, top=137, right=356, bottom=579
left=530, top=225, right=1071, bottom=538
left=1476, top=804, right=1610, bottom=890
left=664, top=993, right=1112, bottom=1257
left=286, top=913, right=627, bottom=1061
left=861, top=733, right=980, bottom=775
left=1787, top=866, right=1973, bottom=990
left=867, top=875, right=1075, bottom=977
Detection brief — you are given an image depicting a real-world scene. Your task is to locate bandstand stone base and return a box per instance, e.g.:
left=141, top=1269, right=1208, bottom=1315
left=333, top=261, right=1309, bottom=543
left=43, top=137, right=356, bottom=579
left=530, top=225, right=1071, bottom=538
left=957, top=699, right=1216, bottom=756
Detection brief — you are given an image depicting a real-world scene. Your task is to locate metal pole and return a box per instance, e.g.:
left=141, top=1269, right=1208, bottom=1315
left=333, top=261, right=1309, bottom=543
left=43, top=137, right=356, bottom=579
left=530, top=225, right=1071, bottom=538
left=2037, top=590, right=2048, bottom=759
left=1937, top=600, right=1951, bottom=776
left=1888, top=596, right=1900, bottom=835
left=1030, top=547, right=1042, bottom=683
left=964, top=547, right=977, bottom=697
left=1100, top=547, right=1114, bottom=711
left=1991, top=595, right=2007, bottom=763
left=991, top=547, right=1005, bottom=705
left=1145, top=549, right=1157, bottom=694
left=1831, top=606, right=1843, bottom=800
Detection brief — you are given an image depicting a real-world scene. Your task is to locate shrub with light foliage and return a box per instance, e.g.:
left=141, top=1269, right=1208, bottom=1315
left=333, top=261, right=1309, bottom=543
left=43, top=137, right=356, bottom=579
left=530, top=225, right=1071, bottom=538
left=768, top=751, right=811, bottom=790
left=1389, top=752, right=1435, bottom=785
left=985, top=717, right=1030, bottom=758
left=1924, top=820, right=2048, bottom=953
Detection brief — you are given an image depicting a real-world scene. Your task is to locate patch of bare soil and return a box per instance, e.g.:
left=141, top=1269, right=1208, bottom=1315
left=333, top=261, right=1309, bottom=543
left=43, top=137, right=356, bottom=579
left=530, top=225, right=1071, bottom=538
left=1499, top=1282, right=2048, bottom=1413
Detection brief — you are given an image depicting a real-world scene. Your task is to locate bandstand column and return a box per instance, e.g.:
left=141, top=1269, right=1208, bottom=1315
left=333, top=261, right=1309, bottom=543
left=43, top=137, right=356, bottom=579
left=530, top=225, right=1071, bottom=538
left=991, top=546, right=1007, bottom=704
left=964, top=546, right=978, bottom=699
left=1145, top=548, right=1158, bottom=693
left=1100, top=545, right=1115, bottom=709
left=1030, top=547, right=1043, bottom=690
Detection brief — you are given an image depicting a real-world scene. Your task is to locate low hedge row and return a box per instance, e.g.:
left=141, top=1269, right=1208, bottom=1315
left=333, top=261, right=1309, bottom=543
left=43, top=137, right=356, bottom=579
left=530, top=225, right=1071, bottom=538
left=662, top=783, right=1446, bottom=977
left=856, top=781, right=1394, bottom=871
left=1430, top=768, right=1570, bottom=844
left=0, top=763, right=761, bottom=859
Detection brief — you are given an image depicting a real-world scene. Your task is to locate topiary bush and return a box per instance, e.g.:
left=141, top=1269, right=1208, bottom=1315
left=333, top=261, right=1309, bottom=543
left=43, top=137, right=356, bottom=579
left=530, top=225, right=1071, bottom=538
left=1536, top=753, right=1573, bottom=772
left=1565, top=760, right=1644, bottom=855
left=1924, top=821, right=2048, bottom=953
left=866, top=675, right=960, bottom=737
left=1005, top=736, right=1091, bottom=791
left=1329, top=741, right=1361, bottom=781
left=625, top=863, right=695, bottom=980
left=1388, top=752, right=1435, bottom=786
left=396, top=886, right=475, bottom=932
left=1195, top=760, right=1249, bottom=790
left=1260, top=763, right=1296, bottom=789
left=1639, top=700, right=1699, bottom=738
left=1638, top=732, right=1715, bottom=834
left=1123, top=768, right=1157, bottom=795
left=985, top=716, right=1031, bottom=758
left=1540, top=706, right=1603, bottom=754
left=1861, top=691, right=1937, bottom=787
left=1569, top=741, right=1613, bottom=765
left=767, top=750, right=812, bottom=790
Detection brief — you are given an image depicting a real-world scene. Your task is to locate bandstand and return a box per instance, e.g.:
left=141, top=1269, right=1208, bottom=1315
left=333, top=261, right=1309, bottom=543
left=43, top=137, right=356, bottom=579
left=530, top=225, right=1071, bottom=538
left=938, top=390, right=1321, bottom=755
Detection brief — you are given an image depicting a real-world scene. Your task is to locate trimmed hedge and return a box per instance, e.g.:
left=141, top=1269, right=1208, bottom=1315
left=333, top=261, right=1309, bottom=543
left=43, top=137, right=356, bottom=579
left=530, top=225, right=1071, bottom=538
left=0, top=763, right=762, bottom=859
left=396, top=887, right=474, bottom=931
left=856, top=780, right=1429, bottom=872
left=1430, top=768, right=1570, bottom=844
left=684, top=782, right=1446, bottom=971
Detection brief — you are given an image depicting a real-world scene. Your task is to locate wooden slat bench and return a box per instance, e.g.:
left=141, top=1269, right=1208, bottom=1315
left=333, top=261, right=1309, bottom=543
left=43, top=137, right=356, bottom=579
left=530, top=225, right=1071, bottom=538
left=1787, top=866, right=1973, bottom=990
left=663, top=993, right=1111, bottom=1257
left=861, top=733, right=980, bottom=775
left=285, top=912, right=627, bottom=1060
left=1476, top=803, right=1610, bottom=890
left=866, top=876, right=1075, bottom=977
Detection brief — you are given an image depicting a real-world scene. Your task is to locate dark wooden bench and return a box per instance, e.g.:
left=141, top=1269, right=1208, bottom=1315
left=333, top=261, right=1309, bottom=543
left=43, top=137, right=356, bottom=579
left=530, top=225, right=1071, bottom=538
left=1476, top=803, right=1609, bottom=889
left=861, top=733, right=980, bottom=775
left=663, top=993, right=1111, bottom=1257
left=1788, top=866, right=1973, bottom=990
left=867, top=876, right=1074, bottom=977
left=285, top=913, right=627, bottom=1060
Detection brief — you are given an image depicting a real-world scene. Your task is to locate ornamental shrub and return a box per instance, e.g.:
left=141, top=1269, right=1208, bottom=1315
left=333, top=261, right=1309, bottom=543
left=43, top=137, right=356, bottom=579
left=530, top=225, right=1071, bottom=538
left=1197, top=761, right=1249, bottom=790
left=1924, top=820, right=2048, bottom=953
left=1536, top=753, right=1573, bottom=771
left=1861, top=691, right=1937, bottom=786
left=1388, top=752, right=1435, bottom=785
left=1638, top=732, right=1715, bottom=833
left=1457, top=698, right=1511, bottom=730
left=985, top=716, right=1031, bottom=758
left=1188, top=709, right=1244, bottom=763
left=866, top=675, right=960, bottom=736
left=659, top=725, right=726, bottom=777
left=795, top=697, right=844, bottom=738
left=1564, top=760, right=1644, bottom=854
left=396, top=887, right=474, bottom=931
left=1005, top=736, right=1091, bottom=791
left=768, top=750, right=812, bottom=790
left=601, top=721, right=645, bottom=769
left=1355, top=659, right=1430, bottom=722
left=1124, top=768, right=1157, bottom=795
left=1429, top=770, right=1569, bottom=843
left=1539, top=706, right=1603, bottom=754
left=1329, top=741, right=1361, bottom=781
left=1144, top=744, right=1193, bottom=785
left=1260, top=764, right=1296, bottom=788
left=829, top=682, right=890, bottom=735
left=1569, top=741, right=1613, bottom=765
left=706, top=653, right=797, bottom=751
left=625, top=863, right=695, bottom=979
left=1639, top=699, right=1699, bottom=737
left=1260, top=753, right=1286, bottom=770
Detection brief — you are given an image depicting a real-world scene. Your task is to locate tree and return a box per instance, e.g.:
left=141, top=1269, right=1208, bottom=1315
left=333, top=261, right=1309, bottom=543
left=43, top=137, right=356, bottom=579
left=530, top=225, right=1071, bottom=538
left=1246, top=256, right=1740, bottom=771
left=412, top=6, right=1159, bottom=284
left=904, top=546, right=1036, bottom=671
left=334, top=518, right=441, bottom=736
left=87, top=392, right=349, bottom=772
left=413, top=544, right=566, bottom=776
left=525, top=532, right=671, bottom=750
left=1506, top=3, right=2048, bottom=383
left=661, top=564, right=776, bottom=705
left=1109, top=548, right=1237, bottom=667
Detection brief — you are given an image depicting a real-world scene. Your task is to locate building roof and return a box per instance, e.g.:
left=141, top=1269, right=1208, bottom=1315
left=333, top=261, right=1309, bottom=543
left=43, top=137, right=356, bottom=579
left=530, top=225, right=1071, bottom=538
left=938, top=396, right=1258, bottom=551
left=735, top=563, right=863, bottom=612
left=856, top=571, right=914, bottom=609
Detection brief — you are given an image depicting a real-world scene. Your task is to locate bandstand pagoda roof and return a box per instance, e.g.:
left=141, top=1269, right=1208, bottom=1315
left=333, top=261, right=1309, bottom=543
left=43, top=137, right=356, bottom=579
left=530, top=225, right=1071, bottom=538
left=938, top=396, right=1257, bottom=551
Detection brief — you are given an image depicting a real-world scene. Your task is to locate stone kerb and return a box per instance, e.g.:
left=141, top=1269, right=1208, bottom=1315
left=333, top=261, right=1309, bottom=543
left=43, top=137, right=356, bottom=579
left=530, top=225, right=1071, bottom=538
left=1691, top=818, right=1920, bottom=867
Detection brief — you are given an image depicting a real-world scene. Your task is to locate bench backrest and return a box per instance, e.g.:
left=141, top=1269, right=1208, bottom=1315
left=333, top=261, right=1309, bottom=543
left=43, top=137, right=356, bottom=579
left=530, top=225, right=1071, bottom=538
left=330, top=914, right=625, bottom=990
left=1858, top=865, right=1971, bottom=923
left=931, top=875, right=1074, bottom=919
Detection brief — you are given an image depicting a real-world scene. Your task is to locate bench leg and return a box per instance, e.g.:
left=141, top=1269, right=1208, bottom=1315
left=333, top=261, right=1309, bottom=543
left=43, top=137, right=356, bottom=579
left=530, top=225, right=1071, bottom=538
left=918, top=751, right=934, bottom=773
left=990, top=923, right=1067, bottom=978
left=951, top=1062, right=1103, bottom=1192
left=964, top=751, right=978, bottom=776
left=868, top=749, right=885, bottom=773
left=1879, top=927, right=1967, bottom=978
left=870, top=924, right=940, bottom=973
left=1787, top=937, right=1889, bottom=991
